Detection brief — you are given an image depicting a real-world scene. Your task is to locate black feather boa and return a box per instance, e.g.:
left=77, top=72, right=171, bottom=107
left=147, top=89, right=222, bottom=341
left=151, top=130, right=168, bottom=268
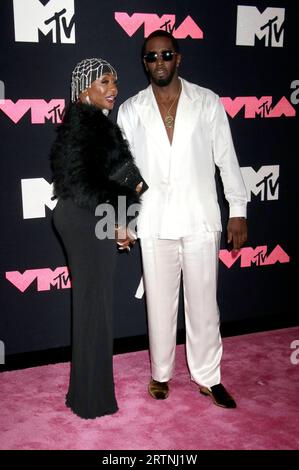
left=50, top=102, right=140, bottom=212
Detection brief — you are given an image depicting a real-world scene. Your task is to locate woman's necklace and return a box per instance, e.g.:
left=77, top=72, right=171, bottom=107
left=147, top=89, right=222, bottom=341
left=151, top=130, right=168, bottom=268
left=160, top=85, right=181, bottom=129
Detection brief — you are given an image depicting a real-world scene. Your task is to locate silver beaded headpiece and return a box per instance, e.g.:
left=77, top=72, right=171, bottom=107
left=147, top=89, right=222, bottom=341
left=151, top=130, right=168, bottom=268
left=71, top=58, right=117, bottom=102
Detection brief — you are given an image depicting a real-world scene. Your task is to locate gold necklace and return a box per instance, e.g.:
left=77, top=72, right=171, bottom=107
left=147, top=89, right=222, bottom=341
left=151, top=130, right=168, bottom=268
left=160, top=85, right=181, bottom=129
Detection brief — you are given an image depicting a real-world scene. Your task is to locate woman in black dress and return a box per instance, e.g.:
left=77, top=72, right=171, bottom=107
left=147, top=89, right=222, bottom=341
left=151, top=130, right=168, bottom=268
left=50, top=58, right=146, bottom=419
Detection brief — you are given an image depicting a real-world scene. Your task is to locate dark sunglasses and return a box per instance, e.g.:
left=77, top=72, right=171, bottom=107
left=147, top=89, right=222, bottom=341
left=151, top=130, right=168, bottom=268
left=144, top=50, right=176, bottom=63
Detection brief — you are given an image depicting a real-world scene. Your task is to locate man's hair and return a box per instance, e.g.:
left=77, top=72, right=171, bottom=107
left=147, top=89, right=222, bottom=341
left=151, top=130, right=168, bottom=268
left=141, top=30, right=180, bottom=58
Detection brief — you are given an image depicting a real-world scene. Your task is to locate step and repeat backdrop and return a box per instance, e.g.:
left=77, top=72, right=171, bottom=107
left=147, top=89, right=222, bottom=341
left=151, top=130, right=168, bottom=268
left=0, top=0, right=298, bottom=356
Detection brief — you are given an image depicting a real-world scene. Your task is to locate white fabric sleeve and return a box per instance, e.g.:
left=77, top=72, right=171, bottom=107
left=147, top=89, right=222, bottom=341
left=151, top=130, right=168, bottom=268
left=117, top=100, right=136, bottom=157
left=211, top=95, right=248, bottom=218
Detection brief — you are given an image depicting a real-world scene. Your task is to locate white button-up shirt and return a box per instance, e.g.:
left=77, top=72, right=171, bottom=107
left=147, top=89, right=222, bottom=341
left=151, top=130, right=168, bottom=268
left=117, top=78, right=247, bottom=239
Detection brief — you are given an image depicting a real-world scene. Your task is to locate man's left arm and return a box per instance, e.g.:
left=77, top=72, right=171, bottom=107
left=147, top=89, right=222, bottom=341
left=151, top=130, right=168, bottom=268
left=211, top=96, right=248, bottom=250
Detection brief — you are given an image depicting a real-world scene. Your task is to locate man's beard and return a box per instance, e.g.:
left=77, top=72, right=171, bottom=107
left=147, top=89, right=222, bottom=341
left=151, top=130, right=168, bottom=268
left=151, top=66, right=176, bottom=87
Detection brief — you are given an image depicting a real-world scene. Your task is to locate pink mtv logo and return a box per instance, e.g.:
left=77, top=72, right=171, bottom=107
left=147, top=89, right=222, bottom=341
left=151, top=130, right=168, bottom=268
left=0, top=99, right=65, bottom=124
left=115, top=12, right=203, bottom=39
left=219, top=245, right=290, bottom=268
left=221, top=96, right=296, bottom=118
left=6, top=267, right=71, bottom=292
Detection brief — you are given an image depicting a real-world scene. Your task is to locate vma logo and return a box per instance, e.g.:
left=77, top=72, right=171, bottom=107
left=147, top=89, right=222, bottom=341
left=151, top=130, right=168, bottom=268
left=13, top=0, right=75, bottom=43
left=115, top=12, right=203, bottom=39
left=236, top=6, right=284, bottom=47
left=219, top=245, right=290, bottom=268
left=0, top=100, right=65, bottom=124
left=220, top=96, right=296, bottom=118
left=6, top=267, right=71, bottom=292
left=241, top=166, right=279, bottom=201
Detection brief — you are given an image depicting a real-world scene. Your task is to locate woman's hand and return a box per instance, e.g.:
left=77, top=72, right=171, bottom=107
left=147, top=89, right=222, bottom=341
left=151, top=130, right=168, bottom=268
left=115, top=225, right=137, bottom=252
left=135, top=182, right=143, bottom=193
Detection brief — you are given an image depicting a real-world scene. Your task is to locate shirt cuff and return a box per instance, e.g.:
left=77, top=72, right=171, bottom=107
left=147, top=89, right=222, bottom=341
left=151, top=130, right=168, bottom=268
left=229, top=205, right=247, bottom=218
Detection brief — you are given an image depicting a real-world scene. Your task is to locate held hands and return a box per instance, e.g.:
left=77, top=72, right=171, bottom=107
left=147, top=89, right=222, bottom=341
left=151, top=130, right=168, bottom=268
left=227, top=217, right=248, bottom=251
left=115, top=181, right=143, bottom=252
left=115, top=225, right=137, bottom=252
left=135, top=182, right=143, bottom=193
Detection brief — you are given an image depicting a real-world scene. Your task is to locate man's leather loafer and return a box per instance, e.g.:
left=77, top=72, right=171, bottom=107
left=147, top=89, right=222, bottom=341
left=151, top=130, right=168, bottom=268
left=148, top=378, right=169, bottom=400
left=200, top=383, right=236, bottom=409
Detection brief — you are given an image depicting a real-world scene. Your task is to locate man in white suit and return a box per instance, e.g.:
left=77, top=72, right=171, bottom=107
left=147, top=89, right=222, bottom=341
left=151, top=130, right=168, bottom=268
left=117, top=30, right=248, bottom=408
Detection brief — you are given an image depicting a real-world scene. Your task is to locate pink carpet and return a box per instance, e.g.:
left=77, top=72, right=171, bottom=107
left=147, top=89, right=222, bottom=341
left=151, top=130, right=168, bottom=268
left=0, top=327, right=298, bottom=450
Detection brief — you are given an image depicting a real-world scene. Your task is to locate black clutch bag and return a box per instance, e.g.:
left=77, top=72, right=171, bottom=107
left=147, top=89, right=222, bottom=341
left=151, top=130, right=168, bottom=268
left=109, top=159, right=148, bottom=195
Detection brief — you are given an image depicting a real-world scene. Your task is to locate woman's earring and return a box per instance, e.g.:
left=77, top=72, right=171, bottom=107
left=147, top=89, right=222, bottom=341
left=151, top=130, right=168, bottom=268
left=86, top=95, right=91, bottom=104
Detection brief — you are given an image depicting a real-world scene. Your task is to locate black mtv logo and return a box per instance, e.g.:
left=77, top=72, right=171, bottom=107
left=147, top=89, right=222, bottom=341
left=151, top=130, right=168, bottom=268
left=255, top=172, right=279, bottom=200
left=44, top=8, right=75, bottom=43
left=52, top=270, right=71, bottom=289
left=260, top=15, right=284, bottom=47
left=48, top=103, right=65, bottom=123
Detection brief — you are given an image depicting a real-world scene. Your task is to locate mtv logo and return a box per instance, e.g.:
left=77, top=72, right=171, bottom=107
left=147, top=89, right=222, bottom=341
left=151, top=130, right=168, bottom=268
left=13, top=0, right=75, bottom=43
left=241, top=165, right=279, bottom=201
left=236, top=6, right=284, bottom=47
left=21, top=178, right=57, bottom=219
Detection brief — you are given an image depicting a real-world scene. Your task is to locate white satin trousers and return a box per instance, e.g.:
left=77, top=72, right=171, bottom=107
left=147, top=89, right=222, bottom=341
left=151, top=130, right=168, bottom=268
left=140, top=232, right=223, bottom=388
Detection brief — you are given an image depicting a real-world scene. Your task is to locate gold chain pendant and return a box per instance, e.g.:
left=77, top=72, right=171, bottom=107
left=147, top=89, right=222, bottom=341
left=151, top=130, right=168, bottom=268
left=164, top=113, right=174, bottom=129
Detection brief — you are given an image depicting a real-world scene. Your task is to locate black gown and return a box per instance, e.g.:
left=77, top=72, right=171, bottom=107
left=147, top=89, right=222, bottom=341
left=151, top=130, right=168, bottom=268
left=53, top=198, right=118, bottom=419
left=50, top=102, right=145, bottom=419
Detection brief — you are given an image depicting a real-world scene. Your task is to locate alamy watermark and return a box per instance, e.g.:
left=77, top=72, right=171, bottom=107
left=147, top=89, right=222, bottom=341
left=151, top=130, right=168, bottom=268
left=0, top=80, right=5, bottom=104
left=290, top=340, right=299, bottom=365
left=0, top=340, right=5, bottom=365
left=95, top=196, right=141, bottom=241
